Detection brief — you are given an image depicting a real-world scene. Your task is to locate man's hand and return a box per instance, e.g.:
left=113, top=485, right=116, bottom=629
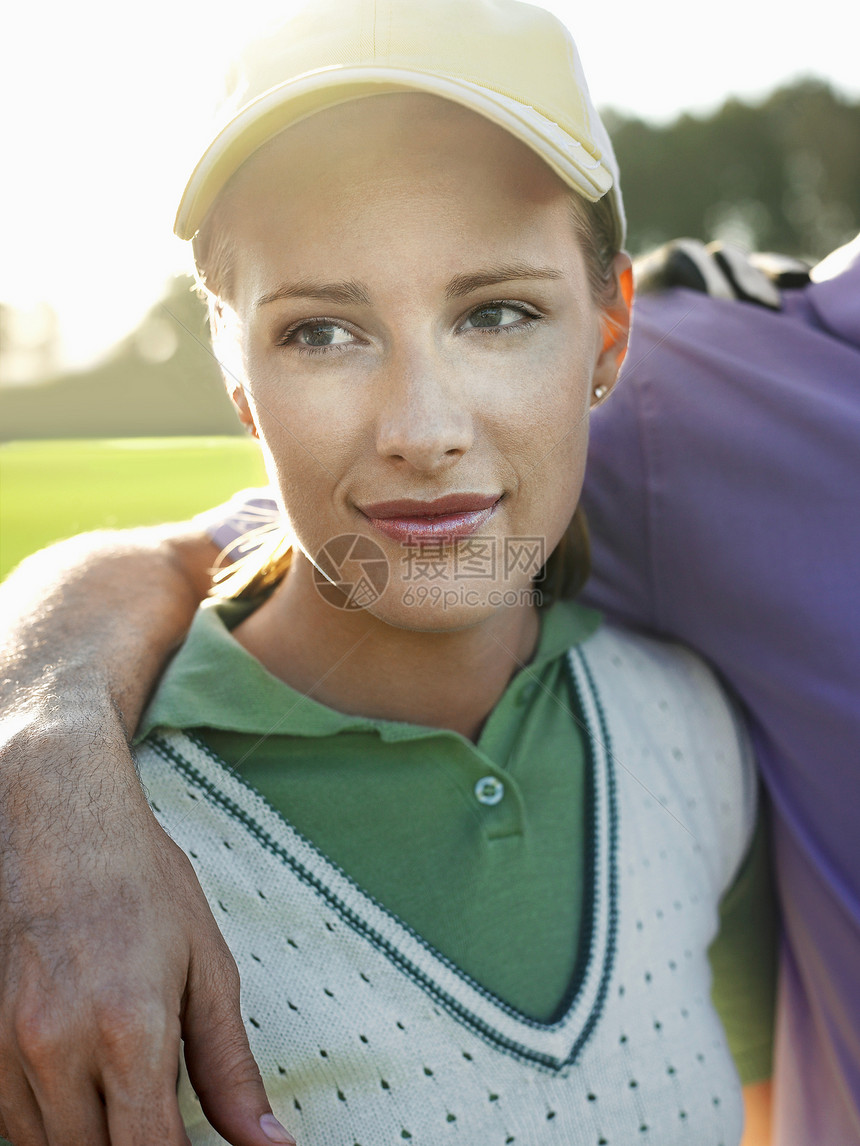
left=0, top=528, right=294, bottom=1145
left=0, top=723, right=288, bottom=1146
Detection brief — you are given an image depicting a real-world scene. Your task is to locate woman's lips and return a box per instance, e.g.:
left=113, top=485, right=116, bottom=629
left=359, top=494, right=501, bottom=544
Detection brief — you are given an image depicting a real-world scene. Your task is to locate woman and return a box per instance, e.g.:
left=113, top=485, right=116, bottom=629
left=134, top=1, right=773, bottom=1142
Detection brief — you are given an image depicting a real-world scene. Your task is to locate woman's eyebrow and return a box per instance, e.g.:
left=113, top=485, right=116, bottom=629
left=254, top=264, right=564, bottom=309
left=445, top=263, right=565, bottom=299
left=256, top=279, right=372, bottom=308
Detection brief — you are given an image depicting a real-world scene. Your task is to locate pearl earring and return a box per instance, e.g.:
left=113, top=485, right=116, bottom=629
left=592, top=383, right=608, bottom=403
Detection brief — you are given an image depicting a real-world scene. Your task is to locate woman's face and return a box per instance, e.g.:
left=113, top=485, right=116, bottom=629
left=215, top=93, right=629, bottom=630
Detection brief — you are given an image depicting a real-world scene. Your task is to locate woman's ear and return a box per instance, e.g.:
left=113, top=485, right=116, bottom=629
left=230, top=385, right=260, bottom=439
left=591, top=252, right=633, bottom=407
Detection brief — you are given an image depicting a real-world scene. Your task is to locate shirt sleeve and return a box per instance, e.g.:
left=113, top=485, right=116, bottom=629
left=192, top=487, right=280, bottom=559
left=578, top=325, right=659, bottom=632
left=708, top=801, right=778, bottom=1085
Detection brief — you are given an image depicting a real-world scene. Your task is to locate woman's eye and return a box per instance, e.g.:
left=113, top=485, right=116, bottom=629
left=462, top=304, right=534, bottom=331
left=285, top=322, right=355, bottom=349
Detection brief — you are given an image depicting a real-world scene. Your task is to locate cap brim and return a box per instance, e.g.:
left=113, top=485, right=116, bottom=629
left=175, top=65, right=623, bottom=245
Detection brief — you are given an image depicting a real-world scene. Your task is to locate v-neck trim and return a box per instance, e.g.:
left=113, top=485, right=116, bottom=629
left=145, top=644, right=617, bottom=1072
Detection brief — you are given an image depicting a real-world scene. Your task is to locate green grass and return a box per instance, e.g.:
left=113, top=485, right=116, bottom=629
left=0, top=438, right=269, bottom=580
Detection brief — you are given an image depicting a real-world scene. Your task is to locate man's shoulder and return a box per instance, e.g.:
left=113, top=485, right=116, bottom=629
left=624, top=237, right=816, bottom=371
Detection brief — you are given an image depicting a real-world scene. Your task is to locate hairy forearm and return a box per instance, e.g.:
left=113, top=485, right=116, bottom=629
left=0, top=523, right=217, bottom=861
left=0, top=524, right=217, bottom=737
left=0, top=528, right=283, bottom=1144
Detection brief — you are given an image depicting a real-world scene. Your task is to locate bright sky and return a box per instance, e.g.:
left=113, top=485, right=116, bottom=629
left=2, top=0, right=857, bottom=372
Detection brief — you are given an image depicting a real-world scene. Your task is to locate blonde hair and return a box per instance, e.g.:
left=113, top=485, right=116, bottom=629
left=200, top=192, right=620, bottom=604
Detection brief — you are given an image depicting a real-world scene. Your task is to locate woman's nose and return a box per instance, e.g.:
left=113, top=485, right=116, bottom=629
left=375, top=348, right=474, bottom=473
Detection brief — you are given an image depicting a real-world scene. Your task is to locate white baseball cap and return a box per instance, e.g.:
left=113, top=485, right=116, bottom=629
left=175, top=0, right=625, bottom=247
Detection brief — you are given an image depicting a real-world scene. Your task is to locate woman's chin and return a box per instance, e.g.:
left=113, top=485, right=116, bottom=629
left=364, top=581, right=541, bottom=634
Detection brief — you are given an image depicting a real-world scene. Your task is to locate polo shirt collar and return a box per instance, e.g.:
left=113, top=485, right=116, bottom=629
left=137, top=594, right=599, bottom=744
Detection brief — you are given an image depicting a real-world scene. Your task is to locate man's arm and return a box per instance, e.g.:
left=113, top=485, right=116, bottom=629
left=0, top=526, right=294, bottom=1146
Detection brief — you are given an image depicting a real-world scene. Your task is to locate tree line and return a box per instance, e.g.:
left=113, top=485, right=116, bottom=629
left=610, top=78, right=859, bottom=259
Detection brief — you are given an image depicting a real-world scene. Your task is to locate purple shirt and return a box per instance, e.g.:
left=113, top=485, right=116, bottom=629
left=581, top=236, right=860, bottom=1144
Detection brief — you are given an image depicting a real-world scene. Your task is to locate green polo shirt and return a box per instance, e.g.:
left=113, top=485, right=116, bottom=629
left=138, top=597, right=775, bottom=1082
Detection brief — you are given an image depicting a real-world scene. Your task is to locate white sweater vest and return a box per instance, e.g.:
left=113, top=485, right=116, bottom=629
left=137, top=624, right=756, bottom=1146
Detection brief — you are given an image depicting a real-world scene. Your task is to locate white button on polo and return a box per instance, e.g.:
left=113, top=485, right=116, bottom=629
left=474, top=776, right=505, bottom=806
